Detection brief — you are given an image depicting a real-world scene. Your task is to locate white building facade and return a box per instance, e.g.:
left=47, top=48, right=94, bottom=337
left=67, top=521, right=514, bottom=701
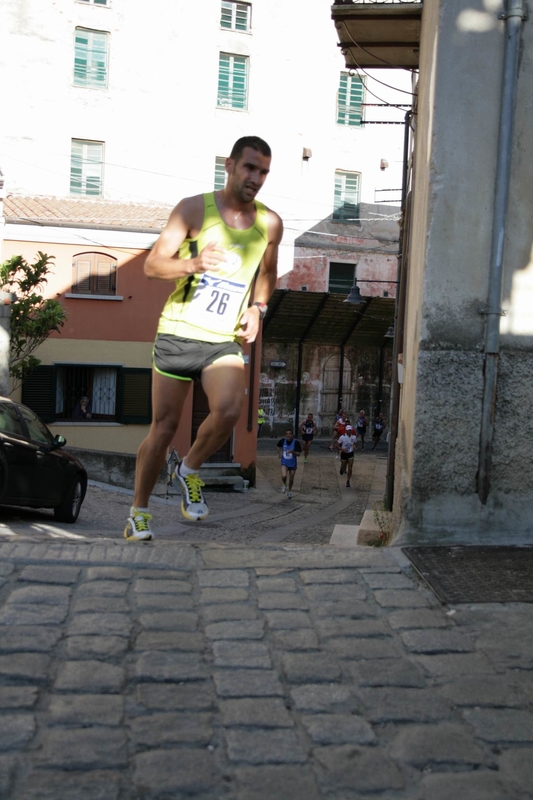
left=0, top=0, right=411, bottom=277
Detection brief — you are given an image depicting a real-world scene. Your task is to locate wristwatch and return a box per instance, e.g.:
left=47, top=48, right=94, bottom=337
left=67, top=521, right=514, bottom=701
left=252, top=301, right=268, bottom=320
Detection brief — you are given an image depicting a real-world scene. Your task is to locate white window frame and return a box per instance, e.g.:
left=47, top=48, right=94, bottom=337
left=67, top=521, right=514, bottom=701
left=220, top=1, right=251, bottom=32
left=70, top=139, right=104, bottom=197
left=333, top=170, right=361, bottom=223
left=217, top=53, right=248, bottom=110
left=214, top=157, right=228, bottom=190
left=74, top=28, right=109, bottom=89
left=337, top=72, right=364, bottom=127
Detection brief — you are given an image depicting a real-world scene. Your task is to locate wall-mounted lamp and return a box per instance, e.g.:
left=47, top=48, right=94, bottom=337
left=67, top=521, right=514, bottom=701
left=302, top=148, right=312, bottom=161
left=384, top=326, right=395, bottom=338
left=380, top=159, right=389, bottom=171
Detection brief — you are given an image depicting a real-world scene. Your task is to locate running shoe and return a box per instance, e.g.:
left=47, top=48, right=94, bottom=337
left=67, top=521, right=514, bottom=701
left=303, top=458, right=307, bottom=464
left=281, top=485, right=287, bottom=494
left=345, top=481, right=350, bottom=488
left=287, top=491, right=292, bottom=499
left=174, top=462, right=209, bottom=521
left=124, top=508, right=153, bottom=541
left=328, top=445, right=333, bottom=451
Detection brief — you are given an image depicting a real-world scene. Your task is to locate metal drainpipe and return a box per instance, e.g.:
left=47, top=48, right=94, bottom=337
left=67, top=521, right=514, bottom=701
left=477, top=0, right=526, bottom=504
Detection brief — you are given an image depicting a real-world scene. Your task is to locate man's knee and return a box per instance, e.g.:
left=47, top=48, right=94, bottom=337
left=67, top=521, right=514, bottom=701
left=213, top=402, right=242, bottom=429
left=150, top=415, right=179, bottom=444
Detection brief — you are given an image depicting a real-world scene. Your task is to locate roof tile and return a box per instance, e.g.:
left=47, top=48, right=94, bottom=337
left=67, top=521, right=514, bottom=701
left=3, top=195, right=173, bottom=231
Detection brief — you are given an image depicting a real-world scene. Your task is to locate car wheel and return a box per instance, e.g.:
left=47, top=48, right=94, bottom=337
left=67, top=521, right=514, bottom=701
left=54, top=475, right=86, bottom=523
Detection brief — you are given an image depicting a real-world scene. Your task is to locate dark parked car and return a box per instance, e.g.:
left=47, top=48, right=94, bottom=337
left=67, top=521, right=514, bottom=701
left=0, top=397, right=87, bottom=523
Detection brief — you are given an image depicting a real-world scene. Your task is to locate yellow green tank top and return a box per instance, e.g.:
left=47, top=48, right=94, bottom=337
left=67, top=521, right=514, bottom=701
left=157, top=192, right=269, bottom=343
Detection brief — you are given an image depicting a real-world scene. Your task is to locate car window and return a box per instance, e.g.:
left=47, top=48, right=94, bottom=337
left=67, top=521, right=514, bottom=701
left=0, top=403, right=25, bottom=436
left=18, top=405, right=54, bottom=445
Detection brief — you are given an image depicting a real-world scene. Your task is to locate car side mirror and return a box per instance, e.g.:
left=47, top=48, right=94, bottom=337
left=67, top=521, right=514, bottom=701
left=53, top=435, right=67, bottom=449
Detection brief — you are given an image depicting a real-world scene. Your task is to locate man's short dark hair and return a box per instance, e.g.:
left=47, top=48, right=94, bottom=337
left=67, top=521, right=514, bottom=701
left=230, top=136, right=271, bottom=162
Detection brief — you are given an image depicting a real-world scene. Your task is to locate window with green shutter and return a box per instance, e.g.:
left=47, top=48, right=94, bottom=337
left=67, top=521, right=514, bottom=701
left=74, top=28, right=109, bottom=88
left=337, top=72, right=364, bottom=127
left=214, top=157, right=227, bottom=190
left=78, top=0, right=109, bottom=5
left=70, top=139, right=104, bottom=196
left=220, top=2, right=251, bottom=32
left=217, top=53, right=248, bottom=110
left=333, top=170, right=361, bottom=223
left=328, top=262, right=356, bottom=294
left=118, top=369, right=152, bottom=424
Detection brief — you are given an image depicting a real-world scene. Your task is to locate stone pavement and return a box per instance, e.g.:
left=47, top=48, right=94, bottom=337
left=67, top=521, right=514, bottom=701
left=1, top=539, right=532, bottom=799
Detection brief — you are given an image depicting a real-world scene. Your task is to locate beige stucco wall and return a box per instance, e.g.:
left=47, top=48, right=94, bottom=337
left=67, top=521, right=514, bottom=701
left=11, top=339, right=153, bottom=454
left=395, top=0, right=533, bottom=543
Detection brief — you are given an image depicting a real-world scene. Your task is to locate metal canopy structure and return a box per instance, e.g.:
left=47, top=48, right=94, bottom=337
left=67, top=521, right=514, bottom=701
left=331, top=1, right=423, bottom=69
left=262, top=290, right=395, bottom=348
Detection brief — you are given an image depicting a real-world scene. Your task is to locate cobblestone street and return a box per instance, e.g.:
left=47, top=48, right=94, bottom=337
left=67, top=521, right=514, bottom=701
left=0, top=541, right=532, bottom=799
left=0, top=442, right=531, bottom=799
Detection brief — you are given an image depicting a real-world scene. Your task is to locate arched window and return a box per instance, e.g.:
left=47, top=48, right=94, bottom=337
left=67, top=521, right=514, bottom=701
left=71, top=252, right=117, bottom=296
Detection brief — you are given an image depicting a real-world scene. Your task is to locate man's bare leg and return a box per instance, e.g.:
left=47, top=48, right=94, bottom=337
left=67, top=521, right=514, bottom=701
left=184, top=356, right=245, bottom=470
left=133, top=370, right=191, bottom=508
left=346, top=457, right=354, bottom=486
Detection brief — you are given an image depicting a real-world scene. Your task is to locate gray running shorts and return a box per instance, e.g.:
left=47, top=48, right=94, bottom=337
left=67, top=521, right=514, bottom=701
left=153, top=333, right=243, bottom=381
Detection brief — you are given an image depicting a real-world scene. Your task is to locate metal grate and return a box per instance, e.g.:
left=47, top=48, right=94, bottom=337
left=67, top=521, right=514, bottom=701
left=403, top=546, right=533, bottom=604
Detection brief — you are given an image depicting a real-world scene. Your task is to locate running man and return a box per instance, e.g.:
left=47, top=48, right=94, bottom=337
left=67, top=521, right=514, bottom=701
left=329, top=409, right=346, bottom=452
left=332, top=412, right=348, bottom=459
left=355, top=409, right=369, bottom=451
left=372, top=413, right=386, bottom=450
left=124, top=136, right=283, bottom=541
left=337, top=424, right=357, bottom=488
left=277, top=429, right=301, bottom=499
left=300, top=413, right=318, bottom=463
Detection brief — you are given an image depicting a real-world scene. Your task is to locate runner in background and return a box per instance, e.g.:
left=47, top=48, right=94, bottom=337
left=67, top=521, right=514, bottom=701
left=277, top=429, right=301, bottom=499
left=300, top=413, right=318, bottom=464
left=355, top=409, right=369, bottom=451
left=372, top=412, right=386, bottom=450
left=337, top=424, right=357, bottom=488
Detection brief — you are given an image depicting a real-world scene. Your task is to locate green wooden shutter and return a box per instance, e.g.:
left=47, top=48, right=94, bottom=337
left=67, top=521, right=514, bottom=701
left=21, top=366, right=55, bottom=423
left=118, top=368, right=152, bottom=424
left=337, top=72, right=363, bottom=127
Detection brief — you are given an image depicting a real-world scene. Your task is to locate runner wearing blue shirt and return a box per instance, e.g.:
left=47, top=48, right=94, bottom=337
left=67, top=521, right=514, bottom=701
left=277, top=429, right=302, bottom=499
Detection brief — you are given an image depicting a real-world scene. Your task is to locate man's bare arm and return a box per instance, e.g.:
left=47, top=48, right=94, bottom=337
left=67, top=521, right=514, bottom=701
left=145, top=196, right=224, bottom=281
left=236, top=210, right=283, bottom=342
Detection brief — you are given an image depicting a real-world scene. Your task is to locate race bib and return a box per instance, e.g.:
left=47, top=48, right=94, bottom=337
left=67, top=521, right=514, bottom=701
left=189, top=273, right=247, bottom=330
